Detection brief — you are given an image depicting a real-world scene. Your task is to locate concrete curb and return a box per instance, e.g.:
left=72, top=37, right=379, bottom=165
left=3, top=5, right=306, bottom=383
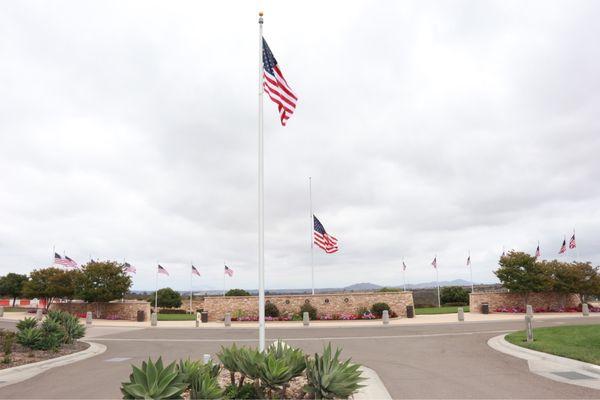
left=0, top=341, right=107, bottom=389
left=488, top=334, right=600, bottom=390
left=354, top=366, right=392, bottom=400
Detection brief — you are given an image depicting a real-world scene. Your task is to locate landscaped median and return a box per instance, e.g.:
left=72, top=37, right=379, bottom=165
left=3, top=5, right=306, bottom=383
left=505, top=324, right=600, bottom=365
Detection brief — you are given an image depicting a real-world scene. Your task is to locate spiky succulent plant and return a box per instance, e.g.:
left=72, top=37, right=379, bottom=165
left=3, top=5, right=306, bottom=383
left=121, top=357, right=188, bottom=399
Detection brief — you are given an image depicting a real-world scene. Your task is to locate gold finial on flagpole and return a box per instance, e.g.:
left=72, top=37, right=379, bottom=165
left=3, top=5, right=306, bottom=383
left=259, top=11, right=264, bottom=16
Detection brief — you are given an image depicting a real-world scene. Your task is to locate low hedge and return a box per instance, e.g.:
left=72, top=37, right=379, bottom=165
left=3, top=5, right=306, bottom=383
left=158, top=309, right=188, bottom=314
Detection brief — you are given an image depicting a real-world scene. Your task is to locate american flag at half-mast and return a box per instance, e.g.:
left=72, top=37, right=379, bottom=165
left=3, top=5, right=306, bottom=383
left=535, top=245, right=541, bottom=258
left=466, top=255, right=471, bottom=266
left=224, top=265, right=234, bottom=277
left=569, top=233, right=576, bottom=249
left=123, top=262, right=136, bottom=274
left=431, top=257, right=437, bottom=269
left=262, top=38, right=298, bottom=126
left=157, top=264, right=169, bottom=276
left=558, top=238, right=567, bottom=254
left=192, top=265, right=201, bottom=277
left=402, top=261, right=407, bottom=271
left=54, top=253, right=78, bottom=268
left=313, top=215, right=338, bottom=254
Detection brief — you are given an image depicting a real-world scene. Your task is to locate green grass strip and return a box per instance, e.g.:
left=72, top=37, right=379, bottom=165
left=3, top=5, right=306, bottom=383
left=415, top=306, right=470, bottom=315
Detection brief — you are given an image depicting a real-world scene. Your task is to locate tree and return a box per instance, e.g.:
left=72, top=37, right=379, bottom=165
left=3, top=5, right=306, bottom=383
left=75, top=261, right=132, bottom=303
left=153, top=288, right=182, bottom=308
left=494, top=251, right=551, bottom=306
left=440, top=286, right=469, bottom=305
left=225, top=288, right=251, bottom=297
left=0, top=273, right=29, bottom=306
left=545, top=260, right=600, bottom=304
left=22, top=268, right=78, bottom=309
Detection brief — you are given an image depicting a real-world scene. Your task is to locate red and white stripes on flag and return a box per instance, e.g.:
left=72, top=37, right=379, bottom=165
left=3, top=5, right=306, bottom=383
left=157, top=265, right=169, bottom=276
left=569, top=233, right=576, bottom=249
left=313, top=215, right=338, bottom=254
left=192, top=265, right=201, bottom=277
left=224, top=265, right=234, bottom=277
left=54, top=253, right=78, bottom=268
left=262, top=38, right=297, bottom=126
left=535, top=244, right=541, bottom=259
left=431, top=257, right=437, bottom=269
left=124, top=262, right=136, bottom=274
left=558, top=238, right=567, bottom=254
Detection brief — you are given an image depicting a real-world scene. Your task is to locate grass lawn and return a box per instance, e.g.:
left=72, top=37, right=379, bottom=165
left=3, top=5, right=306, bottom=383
left=3, top=307, right=29, bottom=312
left=506, top=325, right=600, bottom=366
left=415, top=306, right=470, bottom=315
left=157, top=313, right=196, bottom=321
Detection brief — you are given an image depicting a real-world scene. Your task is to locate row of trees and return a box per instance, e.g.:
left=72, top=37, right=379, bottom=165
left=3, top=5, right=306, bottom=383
left=495, top=251, right=600, bottom=305
left=0, top=261, right=132, bottom=309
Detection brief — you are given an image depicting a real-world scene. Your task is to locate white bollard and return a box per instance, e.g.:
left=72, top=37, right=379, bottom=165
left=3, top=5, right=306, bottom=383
left=151, top=312, right=157, bottom=326
left=526, top=305, right=533, bottom=316
left=525, top=315, right=534, bottom=343
left=203, top=354, right=211, bottom=364
left=303, top=312, right=309, bottom=326
left=582, top=303, right=590, bottom=316
left=36, top=308, right=43, bottom=321
left=0, top=306, right=4, bottom=317
left=457, top=307, right=465, bottom=321
left=382, top=310, right=389, bottom=325
left=86, top=311, right=93, bottom=325
left=224, top=313, right=231, bottom=327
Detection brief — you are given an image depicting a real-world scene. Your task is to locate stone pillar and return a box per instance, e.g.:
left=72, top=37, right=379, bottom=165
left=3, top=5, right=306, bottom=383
left=224, top=313, right=231, bottom=327
left=0, top=307, right=4, bottom=317
left=457, top=307, right=464, bottom=322
left=526, top=305, right=533, bottom=316
left=36, top=308, right=43, bottom=321
left=303, top=312, right=309, bottom=326
left=525, top=315, right=534, bottom=343
left=582, top=303, right=590, bottom=316
left=151, top=312, right=157, bottom=326
left=86, top=311, right=93, bottom=325
left=196, top=312, right=200, bottom=327
left=382, top=310, right=389, bottom=325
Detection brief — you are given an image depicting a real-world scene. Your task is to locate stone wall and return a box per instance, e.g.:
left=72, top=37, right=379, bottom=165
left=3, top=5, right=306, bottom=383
left=50, top=301, right=151, bottom=321
left=199, top=292, right=414, bottom=321
left=469, top=292, right=580, bottom=313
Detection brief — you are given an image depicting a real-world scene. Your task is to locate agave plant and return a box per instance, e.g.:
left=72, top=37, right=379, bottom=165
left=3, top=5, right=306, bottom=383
left=304, top=344, right=365, bottom=399
left=16, top=327, right=43, bottom=349
left=61, top=315, right=86, bottom=344
left=236, top=347, right=264, bottom=392
left=267, top=340, right=306, bottom=378
left=189, top=372, right=223, bottom=400
left=201, top=360, right=222, bottom=379
left=16, top=317, right=38, bottom=332
left=121, top=357, right=188, bottom=399
left=178, top=358, right=203, bottom=385
left=218, top=343, right=241, bottom=385
left=258, top=352, right=294, bottom=398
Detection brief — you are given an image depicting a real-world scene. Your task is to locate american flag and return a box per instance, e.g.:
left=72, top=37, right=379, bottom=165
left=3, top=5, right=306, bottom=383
left=262, top=38, right=297, bottom=126
left=569, top=233, right=576, bottom=249
left=157, top=264, right=169, bottom=276
left=54, top=253, right=78, bottom=268
left=192, top=265, right=201, bottom=277
left=224, top=265, right=234, bottom=277
left=313, top=215, right=338, bottom=254
left=123, top=262, right=136, bottom=274
left=431, top=257, right=437, bottom=269
left=402, top=261, right=407, bottom=271
left=558, top=239, right=567, bottom=254
left=535, top=244, right=541, bottom=259
left=466, top=255, right=471, bottom=266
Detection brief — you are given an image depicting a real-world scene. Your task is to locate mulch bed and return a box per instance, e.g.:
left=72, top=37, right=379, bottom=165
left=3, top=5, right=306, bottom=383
left=0, top=341, right=89, bottom=370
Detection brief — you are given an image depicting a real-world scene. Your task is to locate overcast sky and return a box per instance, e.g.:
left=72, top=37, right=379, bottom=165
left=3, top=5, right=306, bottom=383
left=1, top=1, right=599, bottom=291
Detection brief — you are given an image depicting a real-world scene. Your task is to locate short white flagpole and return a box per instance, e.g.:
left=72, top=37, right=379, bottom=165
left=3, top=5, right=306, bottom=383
left=189, top=262, right=193, bottom=313
left=469, top=250, right=474, bottom=293
left=309, top=177, right=315, bottom=295
left=154, top=264, right=158, bottom=313
left=257, top=11, right=266, bottom=352
left=435, top=256, right=441, bottom=308
left=402, top=260, right=406, bottom=292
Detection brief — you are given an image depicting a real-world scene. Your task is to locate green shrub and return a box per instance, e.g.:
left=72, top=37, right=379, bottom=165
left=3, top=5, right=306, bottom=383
left=153, top=287, right=183, bottom=308
left=190, top=372, right=222, bottom=400
left=378, top=287, right=400, bottom=292
left=120, top=357, right=188, bottom=399
left=264, top=302, right=280, bottom=318
left=225, top=288, right=251, bottom=297
left=304, top=343, right=365, bottom=399
left=223, top=383, right=259, bottom=399
left=218, top=343, right=242, bottom=385
left=158, top=309, right=188, bottom=314
left=16, top=317, right=38, bottom=331
left=261, top=340, right=306, bottom=398
left=300, top=303, right=317, bottom=320
left=16, top=327, right=43, bottom=349
left=356, top=306, right=369, bottom=315
left=440, top=286, right=469, bottom=305
left=39, top=319, right=65, bottom=351
left=370, top=302, right=391, bottom=317
left=2, top=331, right=15, bottom=355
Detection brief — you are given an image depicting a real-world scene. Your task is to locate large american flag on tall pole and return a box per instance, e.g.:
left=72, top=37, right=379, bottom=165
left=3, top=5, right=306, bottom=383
left=54, top=253, right=78, bottom=268
left=262, top=38, right=297, bottom=126
left=313, top=215, right=338, bottom=254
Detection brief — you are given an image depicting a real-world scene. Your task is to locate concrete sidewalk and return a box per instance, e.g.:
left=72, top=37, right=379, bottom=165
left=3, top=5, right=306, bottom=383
left=3, top=310, right=599, bottom=328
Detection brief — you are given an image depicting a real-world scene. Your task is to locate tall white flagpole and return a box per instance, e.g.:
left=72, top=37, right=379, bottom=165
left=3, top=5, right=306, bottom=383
left=402, top=260, right=406, bottom=292
left=435, top=255, right=441, bottom=308
left=257, top=11, right=266, bottom=353
left=154, top=264, right=158, bottom=313
left=223, top=262, right=226, bottom=296
left=189, top=262, right=193, bottom=313
left=469, top=250, right=474, bottom=293
left=309, top=177, right=314, bottom=295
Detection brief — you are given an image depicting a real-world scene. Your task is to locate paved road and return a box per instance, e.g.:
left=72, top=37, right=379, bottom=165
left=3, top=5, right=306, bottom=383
left=1, top=317, right=599, bottom=399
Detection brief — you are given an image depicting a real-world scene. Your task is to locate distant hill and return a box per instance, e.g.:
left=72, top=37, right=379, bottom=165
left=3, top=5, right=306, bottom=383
left=343, top=282, right=383, bottom=291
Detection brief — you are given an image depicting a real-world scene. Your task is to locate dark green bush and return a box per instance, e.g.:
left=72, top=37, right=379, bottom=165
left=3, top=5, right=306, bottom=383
left=225, top=288, right=251, bottom=297
left=223, top=383, right=260, bottom=399
left=300, top=303, right=317, bottom=320
left=264, top=302, right=280, bottom=318
left=152, top=287, right=182, bottom=308
left=378, top=287, right=400, bottom=292
left=370, top=302, right=391, bottom=317
left=16, top=327, right=43, bottom=349
left=158, top=308, right=188, bottom=314
left=16, top=317, right=38, bottom=331
left=356, top=306, right=369, bottom=315
left=440, top=286, right=469, bottom=305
